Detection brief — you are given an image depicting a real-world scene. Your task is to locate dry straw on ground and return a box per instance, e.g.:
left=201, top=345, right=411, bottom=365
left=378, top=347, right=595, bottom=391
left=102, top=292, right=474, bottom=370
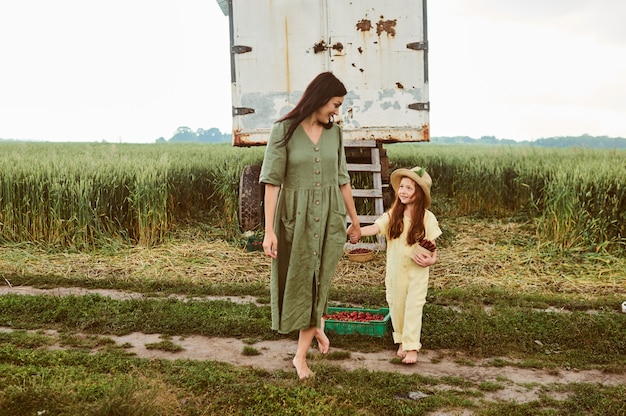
left=1, top=218, right=623, bottom=297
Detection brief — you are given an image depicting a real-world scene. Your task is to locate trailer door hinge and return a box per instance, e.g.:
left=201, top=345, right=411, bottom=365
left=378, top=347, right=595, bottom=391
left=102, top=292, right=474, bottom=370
left=407, top=41, right=428, bottom=51
left=233, top=107, right=255, bottom=116
left=408, top=102, right=430, bottom=111
left=232, top=45, right=252, bottom=54
left=313, top=40, right=344, bottom=54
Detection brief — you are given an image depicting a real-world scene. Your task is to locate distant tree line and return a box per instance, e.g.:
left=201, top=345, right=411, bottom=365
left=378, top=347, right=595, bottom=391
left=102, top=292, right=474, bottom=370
left=430, top=134, right=626, bottom=149
left=156, top=127, right=232, bottom=144
left=154, top=129, right=626, bottom=149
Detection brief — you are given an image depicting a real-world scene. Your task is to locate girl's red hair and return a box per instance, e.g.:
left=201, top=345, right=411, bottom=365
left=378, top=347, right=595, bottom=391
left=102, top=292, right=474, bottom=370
left=387, top=183, right=426, bottom=245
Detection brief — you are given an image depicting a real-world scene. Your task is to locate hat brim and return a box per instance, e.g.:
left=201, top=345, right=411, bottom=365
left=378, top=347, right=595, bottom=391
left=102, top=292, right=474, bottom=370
left=390, top=168, right=432, bottom=208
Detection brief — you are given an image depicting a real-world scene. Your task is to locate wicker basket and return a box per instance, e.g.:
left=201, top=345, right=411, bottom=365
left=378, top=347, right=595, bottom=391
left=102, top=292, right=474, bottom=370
left=347, top=249, right=374, bottom=262
left=412, top=244, right=433, bottom=257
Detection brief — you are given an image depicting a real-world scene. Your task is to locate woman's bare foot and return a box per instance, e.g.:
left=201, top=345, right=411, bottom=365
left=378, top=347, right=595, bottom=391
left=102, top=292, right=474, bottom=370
left=315, top=330, right=330, bottom=354
left=402, top=350, right=418, bottom=364
left=292, top=357, right=314, bottom=380
left=396, top=344, right=406, bottom=359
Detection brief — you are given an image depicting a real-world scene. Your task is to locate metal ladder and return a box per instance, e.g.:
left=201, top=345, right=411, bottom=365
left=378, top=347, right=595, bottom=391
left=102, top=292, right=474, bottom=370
left=345, top=140, right=387, bottom=251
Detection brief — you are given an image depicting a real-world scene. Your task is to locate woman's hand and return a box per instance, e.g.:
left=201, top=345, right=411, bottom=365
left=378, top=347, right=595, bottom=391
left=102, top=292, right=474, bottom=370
left=263, top=230, right=278, bottom=259
left=262, top=184, right=280, bottom=259
left=346, top=222, right=361, bottom=244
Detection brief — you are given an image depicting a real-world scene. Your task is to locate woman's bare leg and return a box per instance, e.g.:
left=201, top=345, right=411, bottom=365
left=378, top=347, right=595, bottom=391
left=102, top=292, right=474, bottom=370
left=293, top=326, right=316, bottom=380
left=315, top=318, right=330, bottom=354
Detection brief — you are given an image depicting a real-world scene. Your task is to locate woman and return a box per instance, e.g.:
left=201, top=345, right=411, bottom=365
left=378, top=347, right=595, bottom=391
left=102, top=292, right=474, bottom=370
left=260, top=72, right=361, bottom=380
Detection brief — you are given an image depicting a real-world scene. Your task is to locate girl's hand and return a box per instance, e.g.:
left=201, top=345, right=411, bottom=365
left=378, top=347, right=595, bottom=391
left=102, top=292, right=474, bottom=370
left=412, top=250, right=437, bottom=267
left=263, top=231, right=278, bottom=259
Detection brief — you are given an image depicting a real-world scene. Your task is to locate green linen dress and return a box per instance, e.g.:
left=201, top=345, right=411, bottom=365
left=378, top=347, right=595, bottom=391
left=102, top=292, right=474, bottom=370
left=259, top=120, right=350, bottom=334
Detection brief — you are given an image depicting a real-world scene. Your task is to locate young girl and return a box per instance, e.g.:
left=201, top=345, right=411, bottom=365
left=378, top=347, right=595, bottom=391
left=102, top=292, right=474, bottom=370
left=359, top=166, right=441, bottom=364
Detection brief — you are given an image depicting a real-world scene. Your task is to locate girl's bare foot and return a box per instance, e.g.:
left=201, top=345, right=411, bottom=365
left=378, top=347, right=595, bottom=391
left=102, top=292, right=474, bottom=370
left=396, top=344, right=406, bottom=359
left=315, top=330, right=330, bottom=354
left=292, top=357, right=314, bottom=380
left=402, top=350, right=418, bottom=364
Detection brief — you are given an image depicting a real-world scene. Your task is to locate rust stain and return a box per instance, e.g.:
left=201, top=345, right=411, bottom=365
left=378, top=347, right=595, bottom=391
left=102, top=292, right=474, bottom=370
left=422, top=124, right=430, bottom=142
left=233, top=130, right=266, bottom=147
left=332, top=42, right=344, bottom=52
left=356, top=19, right=372, bottom=32
left=357, top=46, right=363, bottom=54
left=343, top=130, right=430, bottom=144
left=376, top=19, right=397, bottom=36
left=233, top=129, right=246, bottom=146
left=233, top=135, right=267, bottom=147
left=396, top=82, right=404, bottom=89
left=313, top=40, right=326, bottom=54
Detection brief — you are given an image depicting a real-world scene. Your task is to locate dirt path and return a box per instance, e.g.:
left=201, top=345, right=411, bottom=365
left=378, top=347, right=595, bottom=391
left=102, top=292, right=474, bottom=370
left=2, top=285, right=625, bottom=405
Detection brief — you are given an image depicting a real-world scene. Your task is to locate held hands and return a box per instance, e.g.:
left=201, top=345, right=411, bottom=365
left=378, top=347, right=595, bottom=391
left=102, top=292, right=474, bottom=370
left=263, top=231, right=278, bottom=259
left=346, top=223, right=361, bottom=244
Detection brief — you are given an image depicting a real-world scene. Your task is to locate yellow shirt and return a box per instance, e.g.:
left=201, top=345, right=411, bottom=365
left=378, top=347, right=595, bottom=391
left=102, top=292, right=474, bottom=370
left=375, top=210, right=442, bottom=280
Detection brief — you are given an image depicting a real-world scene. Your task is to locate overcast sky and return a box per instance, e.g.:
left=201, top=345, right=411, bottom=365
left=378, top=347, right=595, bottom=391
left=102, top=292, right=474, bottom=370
left=1, top=0, right=625, bottom=143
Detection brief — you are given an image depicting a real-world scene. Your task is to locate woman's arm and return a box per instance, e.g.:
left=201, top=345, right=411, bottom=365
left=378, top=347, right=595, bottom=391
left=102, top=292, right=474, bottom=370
left=262, top=184, right=280, bottom=259
left=339, top=183, right=361, bottom=243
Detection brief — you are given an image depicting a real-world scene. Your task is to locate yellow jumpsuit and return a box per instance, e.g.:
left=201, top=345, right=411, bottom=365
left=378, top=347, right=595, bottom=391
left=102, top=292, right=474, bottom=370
left=375, top=210, right=442, bottom=351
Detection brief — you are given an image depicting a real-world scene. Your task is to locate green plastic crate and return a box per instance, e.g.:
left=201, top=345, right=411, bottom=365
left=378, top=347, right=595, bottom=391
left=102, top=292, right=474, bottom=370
left=324, top=307, right=390, bottom=337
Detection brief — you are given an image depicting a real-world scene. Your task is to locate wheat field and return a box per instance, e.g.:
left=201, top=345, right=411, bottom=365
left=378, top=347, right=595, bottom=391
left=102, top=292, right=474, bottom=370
left=0, top=141, right=624, bottom=254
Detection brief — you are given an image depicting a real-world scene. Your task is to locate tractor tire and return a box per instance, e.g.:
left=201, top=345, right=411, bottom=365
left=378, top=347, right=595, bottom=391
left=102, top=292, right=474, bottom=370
left=238, top=164, right=264, bottom=232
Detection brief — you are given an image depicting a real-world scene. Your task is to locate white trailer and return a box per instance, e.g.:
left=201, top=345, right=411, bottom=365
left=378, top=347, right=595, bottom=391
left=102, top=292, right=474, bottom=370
left=215, top=0, right=430, bottom=234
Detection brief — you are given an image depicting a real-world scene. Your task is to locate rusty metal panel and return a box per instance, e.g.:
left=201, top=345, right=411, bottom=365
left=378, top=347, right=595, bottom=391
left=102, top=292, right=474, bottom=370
left=230, top=0, right=327, bottom=146
left=328, top=1, right=429, bottom=140
left=227, top=0, right=428, bottom=147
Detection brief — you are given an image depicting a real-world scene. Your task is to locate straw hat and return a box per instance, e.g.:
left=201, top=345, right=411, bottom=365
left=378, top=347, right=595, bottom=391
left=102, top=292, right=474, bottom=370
left=390, top=166, right=432, bottom=208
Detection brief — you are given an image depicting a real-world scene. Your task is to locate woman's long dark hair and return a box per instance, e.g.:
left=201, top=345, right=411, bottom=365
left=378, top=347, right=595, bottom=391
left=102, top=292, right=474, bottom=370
left=276, top=72, right=347, bottom=146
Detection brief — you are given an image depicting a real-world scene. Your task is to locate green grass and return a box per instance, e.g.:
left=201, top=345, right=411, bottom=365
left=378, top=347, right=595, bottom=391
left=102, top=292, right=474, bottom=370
left=242, top=346, right=261, bottom=356
left=0, top=294, right=275, bottom=339
left=145, top=340, right=184, bottom=353
left=0, top=338, right=624, bottom=415
left=1, top=293, right=624, bottom=372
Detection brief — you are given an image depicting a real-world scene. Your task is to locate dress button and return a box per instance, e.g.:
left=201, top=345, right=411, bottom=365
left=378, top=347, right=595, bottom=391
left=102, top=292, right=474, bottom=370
left=314, top=217, right=320, bottom=222
left=315, top=170, right=320, bottom=175
left=315, top=157, right=320, bottom=163
left=313, top=251, right=318, bottom=256
left=315, top=200, right=320, bottom=205
left=314, top=146, right=319, bottom=151
left=314, top=233, right=319, bottom=238
left=315, top=182, right=321, bottom=187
